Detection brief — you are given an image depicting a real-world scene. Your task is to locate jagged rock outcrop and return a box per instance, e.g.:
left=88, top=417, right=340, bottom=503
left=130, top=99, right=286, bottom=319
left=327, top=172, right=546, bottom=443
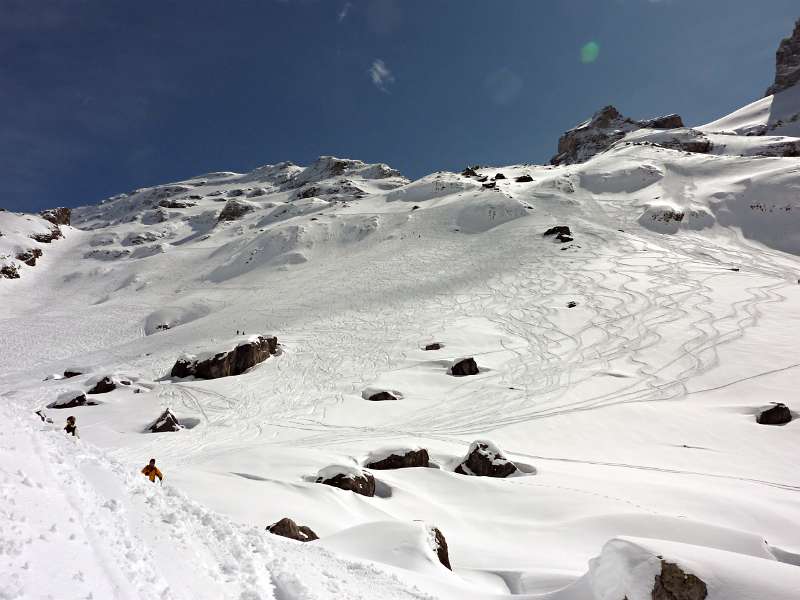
left=267, top=518, right=319, bottom=542
left=171, top=335, right=279, bottom=379
left=218, top=199, right=256, bottom=221
left=653, top=560, right=708, bottom=600
left=0, top=265, right=20, bottom=279
left=756, top=403, right=792, bottom=425
left=87, top=377, right=116, bottom=394
left=461, top=166, right=478, bottom=177
left=455, top=440, right=518, bottom=477
left=365, top=448, right=430, bottom=470
left=450, top=357, right=479, bottom=376
left=147, top=408, right=183, bottom=432
left=316, top=465, right=376, bottom=497
left=766, top=19, right=800, bottom=96
left=551, top=105, right=684, bottom=165
left=40, top=207, right=71, bottom=226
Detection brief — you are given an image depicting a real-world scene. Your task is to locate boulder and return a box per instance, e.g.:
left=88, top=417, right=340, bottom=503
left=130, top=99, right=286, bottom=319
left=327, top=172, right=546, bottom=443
left=267, top=518, right=318, bottom=542
left=40, top=207, right=71, bottom=226
left=515, top=174, right=533, bottom=182
left=316, top=465, right=376, bottom=497
left=653, top=560, right=708, bottom=600
left=493, top=173, right=506, bottom=180
left=461, top=166, right=478, bottom=177
left=430, top=526, right=451, bottom=570
left=87, top=377, right=116, bottom=394
left=170, top=335, right=280, bottom=379
left=543, top=225, right=573, bottom=243
left=218, top=199, right=255, bottom=221
left=365, top=448, right=430, bottom=470
left=482, top=181, right=496, bottom=189
left=63, top=370, right=83, bottom=378
left=47, top=391, right=95, bottom=409
left=1, top=265, right=20, bottom=279
left=367, top=391, right=397, bottom=401
left=766, top=18, right=800, bottom=96
left=15, top=248, right=42, bottom=266
left=756, top=403, right=792, bottom=425
left=30, top=226, right=63, bottom=243
left=424, top=342, right=443, bottom=351
left=147, top=408, right=183, bottom=433
left=567, top=301, right=577, bottom=308
left=455, top=440, right=518, bottom=477
left=450, top=357, right=479, bottom=376
left=158, top=199, right=195, bottom=209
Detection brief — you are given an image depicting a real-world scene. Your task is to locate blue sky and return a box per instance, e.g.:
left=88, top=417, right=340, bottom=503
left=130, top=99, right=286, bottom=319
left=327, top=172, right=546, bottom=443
left=2, top=0, right=798, bottom=212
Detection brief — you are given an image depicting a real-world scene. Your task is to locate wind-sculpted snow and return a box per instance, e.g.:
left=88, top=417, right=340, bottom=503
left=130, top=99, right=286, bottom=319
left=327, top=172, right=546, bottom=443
left=3, top=87, right=800, bottom=598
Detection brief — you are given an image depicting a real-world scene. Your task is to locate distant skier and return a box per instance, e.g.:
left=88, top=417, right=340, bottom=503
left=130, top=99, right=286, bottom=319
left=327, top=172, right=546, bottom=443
left=64, top=415, right=79, bottom=437
left=141, top=458, right=163, bottom=483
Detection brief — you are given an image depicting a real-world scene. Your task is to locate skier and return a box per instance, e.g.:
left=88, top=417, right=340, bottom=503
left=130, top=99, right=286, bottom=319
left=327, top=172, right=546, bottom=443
left=141, top=458, right=163, bottom=483
left=64, top=416, right=79, bottom=437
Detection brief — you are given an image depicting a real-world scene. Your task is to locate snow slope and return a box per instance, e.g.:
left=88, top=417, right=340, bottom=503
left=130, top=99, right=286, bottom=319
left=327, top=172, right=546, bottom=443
left=2, top=91, right=800, bottom=597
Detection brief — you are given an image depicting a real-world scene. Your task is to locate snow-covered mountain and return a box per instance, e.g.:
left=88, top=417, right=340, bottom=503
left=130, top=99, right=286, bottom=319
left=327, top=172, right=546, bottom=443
left=2, top=20, right=800, bottom=600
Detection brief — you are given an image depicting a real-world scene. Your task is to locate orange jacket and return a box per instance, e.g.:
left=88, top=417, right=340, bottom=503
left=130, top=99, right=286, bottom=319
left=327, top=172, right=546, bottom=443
left=142, top=464, right=163, bottom=482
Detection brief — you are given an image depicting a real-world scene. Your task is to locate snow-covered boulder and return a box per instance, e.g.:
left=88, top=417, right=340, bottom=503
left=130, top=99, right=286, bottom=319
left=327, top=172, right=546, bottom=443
left=315, top=465, right=375, bottom=497
left=364, top=447, right=430, bottom=470
left=455, top=440, right=518, bottom=477
left=170, top=335, right=279, bottom=379
left=756, top=403, right=792, bottom=425
left=450, top=357, right=479, bottom=377
left=46, top=391, right=95, bottom=409
left=361, top=387, right=402, bottom=401
left=543, top=225, right=573, bottom=243
left=766, top=18, right=800, bottom=96
left=266, top=518, right=318, bottom=542
left=423, top=342, right=443, bottom=351
left=146, top=409, right=183, bottom=433
left=87, top=377, right=116, bottom=394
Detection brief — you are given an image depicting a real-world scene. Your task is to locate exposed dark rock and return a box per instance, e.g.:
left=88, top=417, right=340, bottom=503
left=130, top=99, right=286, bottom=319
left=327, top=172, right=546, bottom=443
left=476, top=176, right=488, bottom=183
left=450, top=357, right=479, bottom=376
left=365, top=449, right=430, bottom=470
left=158, top=199, right=195, bottom=209
left=63, top=370, right=82, bottom=378
left=430, top=526, right=451, bottom=570
left=316, top=469, right=376, bottom=497
left=766, top=19, right=800, bottom=96
left=515, top=174, right=533, bottom=182
left=87, top=377, right=116, bottom=395
left=652, top=560, right=708, bottom=600
left=756, top=403, right=792, bottom=425
left=424, top=342, right=443, bottom=351
left=15, top=248, right=42, bottom=266
left=1, top=265, right=20, bottom=279
left=147, top=408, right=183, bottom=432
left=493, top=173, right=506, bottom=180
left=411, top=205, right=421, bottom=211
left=482, top=181, right=496, bottom=189
left=367, top=391, right=398, bottom=401
left=551, top=105, right=684, bottom=165
left=455, top=440, right=518, bottom=477
left=567, top=301, right=577, bottom=308
left=40, top=207, right=71, bottom=226
left=218, top=199, right=255, bottom=221
left=267, top=518, right=318, bottom=542
left=227, top=188, right=245, bottom=197
left=30, top=226, right=63, bottom=243
left=170, top=335, right=280, bottom=379
left=461, top=167, right=478, bottom=177
left=543, top=225, right=574, bottom=243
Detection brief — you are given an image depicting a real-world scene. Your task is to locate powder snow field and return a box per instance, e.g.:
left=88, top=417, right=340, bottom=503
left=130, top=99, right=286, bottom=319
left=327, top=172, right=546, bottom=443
left=2, top=93, right=800, bottom=597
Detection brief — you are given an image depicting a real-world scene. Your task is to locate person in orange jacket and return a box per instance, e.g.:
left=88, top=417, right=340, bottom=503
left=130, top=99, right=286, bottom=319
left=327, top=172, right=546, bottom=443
left=141, top=458, right=163, bottom=483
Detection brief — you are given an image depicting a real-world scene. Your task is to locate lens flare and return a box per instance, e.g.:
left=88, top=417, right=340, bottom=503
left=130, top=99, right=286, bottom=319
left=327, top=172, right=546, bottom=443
left=581, top=41, right=600, bottom=64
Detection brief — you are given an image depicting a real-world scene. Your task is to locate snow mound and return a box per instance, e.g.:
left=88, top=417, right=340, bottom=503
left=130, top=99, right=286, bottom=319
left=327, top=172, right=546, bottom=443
left=587, top=536, right=800, bottom=600
left=579, top=161, right=664, bottom=194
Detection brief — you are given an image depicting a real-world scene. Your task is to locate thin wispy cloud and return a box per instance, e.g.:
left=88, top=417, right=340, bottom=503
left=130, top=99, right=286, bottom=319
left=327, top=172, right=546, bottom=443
left=337, top=2, right=352, bottom=23
left=368, top=59, right=394, bottom=92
